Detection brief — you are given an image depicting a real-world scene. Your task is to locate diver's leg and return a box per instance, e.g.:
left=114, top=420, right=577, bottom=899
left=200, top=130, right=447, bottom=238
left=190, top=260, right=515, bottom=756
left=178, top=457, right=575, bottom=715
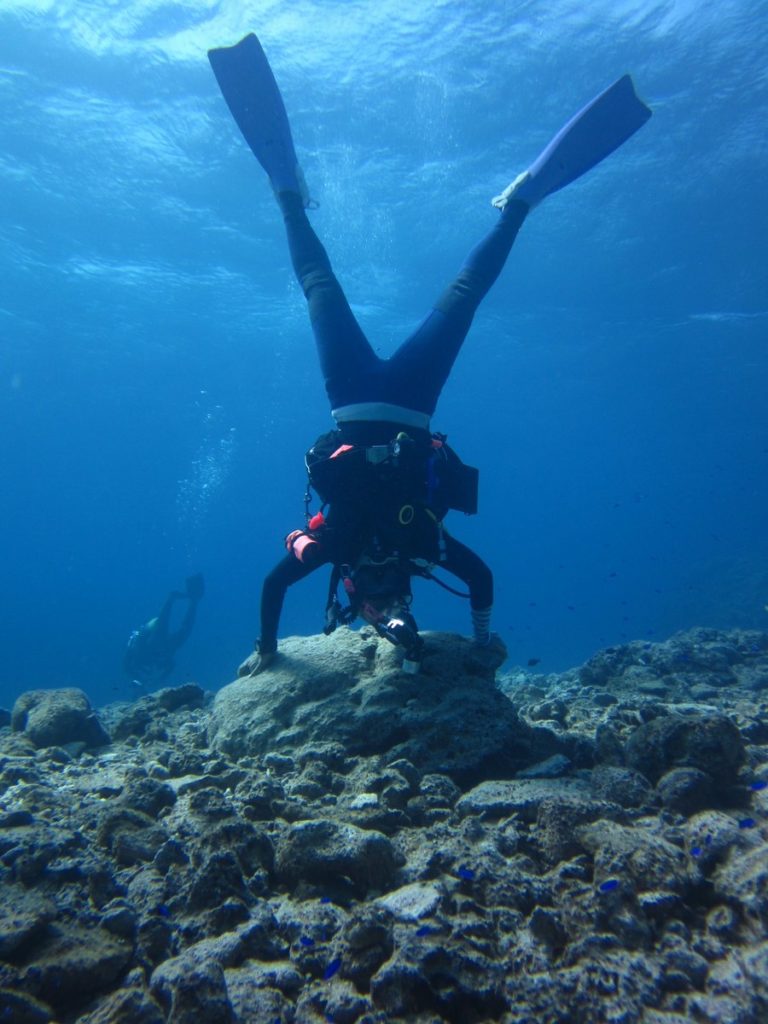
left=386, top=201, right=528, bottom=414
left=167, top=595, right=200, bottom=653
left=154, top=592, right=182, bottom=637
left=277, top=192, right=380, bottom=407
left=439, top=533, right=494, bottom=643
left=208, top=36, right=379, bottom=398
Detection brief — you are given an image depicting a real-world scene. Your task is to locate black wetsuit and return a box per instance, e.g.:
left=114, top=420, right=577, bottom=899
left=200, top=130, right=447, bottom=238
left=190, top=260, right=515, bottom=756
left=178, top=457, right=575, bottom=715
left=260, top=506, right=493, bottom=655
left=257, top=197, right=528, bottom=654
left=279, top=191, right=528, bottom=438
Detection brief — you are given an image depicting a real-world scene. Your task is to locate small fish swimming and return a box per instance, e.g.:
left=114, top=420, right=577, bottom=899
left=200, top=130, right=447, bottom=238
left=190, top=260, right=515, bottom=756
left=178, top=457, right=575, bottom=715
left=598, top=878, right=620, bottom=893
left=323, top=957, right=342, bottom=980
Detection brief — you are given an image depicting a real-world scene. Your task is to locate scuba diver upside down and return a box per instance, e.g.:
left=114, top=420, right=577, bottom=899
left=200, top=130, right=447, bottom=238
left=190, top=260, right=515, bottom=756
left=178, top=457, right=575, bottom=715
left=245, top=182, right=523, bottom=675
left=208, top=36, right=652, bottom=675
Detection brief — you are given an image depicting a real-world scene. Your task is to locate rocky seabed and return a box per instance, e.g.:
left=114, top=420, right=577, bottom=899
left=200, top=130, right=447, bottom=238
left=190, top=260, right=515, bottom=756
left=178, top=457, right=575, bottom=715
left=1, top=625, right=767, bottom=1023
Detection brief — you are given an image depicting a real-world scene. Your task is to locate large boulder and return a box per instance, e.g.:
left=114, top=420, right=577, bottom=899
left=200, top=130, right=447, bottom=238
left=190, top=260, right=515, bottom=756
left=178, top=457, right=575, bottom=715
left=11, top=688, right=109, bottom=749
left=9, top=921, right=133, bottom=1015
left=624, top=711, right=745, bottom=784
left=0, top=887, right=56, bottom=959
left=274, top=819, right=397, bottom=893
left=208, top=629, right=564, bottom=785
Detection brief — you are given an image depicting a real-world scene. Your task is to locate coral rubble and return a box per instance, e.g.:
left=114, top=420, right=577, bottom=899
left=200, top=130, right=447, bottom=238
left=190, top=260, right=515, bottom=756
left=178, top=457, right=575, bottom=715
left=1, top=626, right=767, bottom=1023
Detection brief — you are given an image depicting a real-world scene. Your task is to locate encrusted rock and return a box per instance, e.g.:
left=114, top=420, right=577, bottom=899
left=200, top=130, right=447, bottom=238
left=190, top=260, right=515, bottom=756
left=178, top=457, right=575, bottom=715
left=590, top=765, right=656, bottom=809
left=576, top=818, right=691, bottom=894
left=120, top=776, right=176, bottom=818
left=0, top=887, right=56, bottom=959
left=14, top=921, right=132, bottom=1014
left=376, top=882, right=441, bottom=922
left=656, top=767, right=715, bottom=814
left=535, top=796, right=622, bottom=866
left=713, top=843, right=768, bottom=930
left=517, top=753, right=572, bottom=779
left=456, top=777, right=590, bottom=821
left=74, top=984, right=165, bottom=1024
left=150, top=956, right=233, bottom=1024
left=274, top=818, right=397, bottom=893
left=11, top=688, right=110, bottom=749
left=209, top=630, right=559, bottom=784
left=185, top=851, right=250, bottom=912
left=96, top=808, right=167, bottom=866
left=153, top=684, right=206, bottom=712
left=224, top=969, right=294, bottom=1023
left=625, top=711, right=745, bottom=784
left=0, top=989, right=54, bottom=1024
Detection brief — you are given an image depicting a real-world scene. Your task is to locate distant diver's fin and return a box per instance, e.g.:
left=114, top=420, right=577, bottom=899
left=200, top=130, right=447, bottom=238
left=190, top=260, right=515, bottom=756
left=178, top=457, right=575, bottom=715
left=492, top=74, right=652, bottom=210
left=208, top=33, right=309, bottom=203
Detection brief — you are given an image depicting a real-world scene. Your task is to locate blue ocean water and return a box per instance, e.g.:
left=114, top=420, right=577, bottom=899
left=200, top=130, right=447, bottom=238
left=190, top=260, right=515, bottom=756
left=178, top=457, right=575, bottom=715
left=1, top=0, right=766, bottom=709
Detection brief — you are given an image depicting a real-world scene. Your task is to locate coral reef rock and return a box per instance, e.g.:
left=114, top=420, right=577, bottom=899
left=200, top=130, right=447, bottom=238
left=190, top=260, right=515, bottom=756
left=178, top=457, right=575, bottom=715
left=0, top=626, right=767, bottom=1023
left=209, top=629, right=571, bottom=785
left=11, top=687, right=110, bottom=750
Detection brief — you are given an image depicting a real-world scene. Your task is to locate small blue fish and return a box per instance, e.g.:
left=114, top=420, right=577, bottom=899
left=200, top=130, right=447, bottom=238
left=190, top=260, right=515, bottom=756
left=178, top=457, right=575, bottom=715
left=690, top=846, right=702, bottom=858
left=323, top=957, right=342, bottom=980
left=750, top=780, right=767, bottom=792
left=155, top=904, right=171, bottom=918
left=739, top=818, right=756, bottom=829
left=457, top=865, right=475, bottom=880
left=415, top=925, right=434, bottom=937
left=598, top=878, right=620, bottom=893
left=320, top=896, right=332, bottom=904
left=299, top=936, right=315, bottom=947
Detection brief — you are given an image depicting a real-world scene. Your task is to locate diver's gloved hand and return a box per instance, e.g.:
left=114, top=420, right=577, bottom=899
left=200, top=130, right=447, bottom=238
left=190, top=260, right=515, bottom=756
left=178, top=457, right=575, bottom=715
left=467, top=632, right=508, bottom=673
left=237, top=645, right=276, bottom=678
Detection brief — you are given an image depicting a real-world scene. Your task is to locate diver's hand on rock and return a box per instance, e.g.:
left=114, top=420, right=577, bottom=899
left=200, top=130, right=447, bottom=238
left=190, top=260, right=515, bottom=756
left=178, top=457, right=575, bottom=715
left=237, top=648, right=276, bottom=678
left=467, top=632, right=508, bottom=673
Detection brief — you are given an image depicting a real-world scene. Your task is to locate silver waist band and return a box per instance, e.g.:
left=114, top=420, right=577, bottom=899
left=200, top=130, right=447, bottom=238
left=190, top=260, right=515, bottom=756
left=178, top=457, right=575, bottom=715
left=332, top=402, right=431, bottom=431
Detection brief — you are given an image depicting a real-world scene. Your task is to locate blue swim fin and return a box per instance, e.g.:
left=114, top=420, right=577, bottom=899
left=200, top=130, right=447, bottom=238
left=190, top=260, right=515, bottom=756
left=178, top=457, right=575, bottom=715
left=208, top=33, right=308, bottom=202
left=492, top=74, right=652, bottom=209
